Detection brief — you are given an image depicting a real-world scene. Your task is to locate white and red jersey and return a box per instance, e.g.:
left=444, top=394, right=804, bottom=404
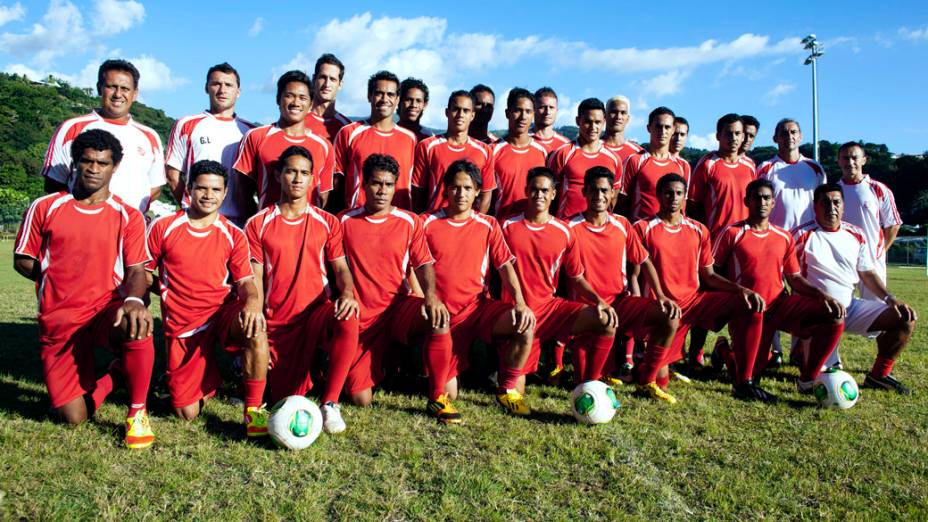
left=673, top=154, right=692, bottom=181
left=741, top=154, right=756, bottom=170
left=688, top=152, right=757, bottom=236
left=500, top=214, right=583, bottom=310
left=712, top=221, right=799, bottom=304
left=758, top=154, right=826, bottom=232
left=603, top=139, right=644, bottom=165
left=838, top=175, right=902, bottom=264
left=165, top=111, right=256, bottom=218
left=245, top=204, right=343, bottom=327
left=304, top=110, right=351, bottom=144
left=146, top=211, right=252, bottom=337
left=567, top=212, right=648, bottom=303
left=622, top=152, right=690, bottom=221
left=42, top=110, right=165, bottom=212
left=233, top=124, right=334, bottom=210
left=793, top=220, right=875, bottom=307
left=334, top=121, right=417, bottom=210
left=340, top=206, right=434, bottom=328
left=531, top=130, right=571, bottom=156
left=492, top=139, right=548, bottom=220
left=15, top=192, right=150, bottom=340
left=422, top=209, right=514, bottom=315
left=547, top=141, right=623, bottom=218
left=633, top=216, right=713, bottom=309
left=413, top=135, right=495, bottom=212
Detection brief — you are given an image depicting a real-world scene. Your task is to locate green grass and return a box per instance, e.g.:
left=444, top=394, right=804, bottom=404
left=1, top=239, right=926, bottom=520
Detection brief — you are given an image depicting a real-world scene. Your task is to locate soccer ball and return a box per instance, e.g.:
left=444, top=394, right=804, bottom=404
left=268, top=395, right=323, bottom=450
left=570, top=380, right=621, bottom=425
left=813, top=369, right=860, bottom=409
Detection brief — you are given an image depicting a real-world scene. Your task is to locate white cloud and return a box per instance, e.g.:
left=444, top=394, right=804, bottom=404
left=899, top=25, right=928, bottom=42
left=91, top=0, right=144, bottom=35
left=0, top=0, right=87, bottom=68
left=639, top=69, right=689, bottom=98
left=129, top=55, right=188, bottom=92
left=764, top=82, right=795, bottom=105
left=248, top=16, right=263, bottom=37
left=686, top=132, right=718, bottom=151
left=0, top=2, right=25, bottom=26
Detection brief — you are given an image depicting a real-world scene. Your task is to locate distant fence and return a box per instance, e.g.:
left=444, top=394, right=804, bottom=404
left=887, top=236, right=927, bottom=267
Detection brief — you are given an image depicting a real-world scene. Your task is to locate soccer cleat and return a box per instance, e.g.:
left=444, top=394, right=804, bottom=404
left=670, top=370, right=691, bottom=384
left=244, top=405, right=269, bottom=437
left=546, top=365, right=565, bottom=386
left=635, top=382, right=677, bottom=404
left=124, top=409, right=155, bottom=449
left=617, top=362, right=635, bottom=383
left=601, top=375, right=623, bottom=387
left=496, top=389, right=531, bottom=416
left=321, top=402, right=347, bottom=434
left=426, top=394, right=464, bottom=425
left=796, top=378, right=815, bottom=395
left=863, top=373, right=912, bottom=395
left=732, top=381, right=779, bottom=403
left=769, top=351, right=784, bottom=370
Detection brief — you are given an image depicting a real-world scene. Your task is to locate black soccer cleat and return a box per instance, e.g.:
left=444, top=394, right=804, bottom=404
left=863, top=373, right=912, bottom=395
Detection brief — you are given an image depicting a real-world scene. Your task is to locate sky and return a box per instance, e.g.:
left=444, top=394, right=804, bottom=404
left=1, top=0, right=926, bottom=153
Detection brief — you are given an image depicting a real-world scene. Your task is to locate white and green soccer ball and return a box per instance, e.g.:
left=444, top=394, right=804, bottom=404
left=813, top=369, right=860, bottom=409
left=268, top=395, right=323, bottom=450
left=570, top=380, right=620, bottom=425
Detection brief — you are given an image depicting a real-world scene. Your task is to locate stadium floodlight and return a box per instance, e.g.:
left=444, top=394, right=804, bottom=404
left=803, top=34, right=825, bottom=162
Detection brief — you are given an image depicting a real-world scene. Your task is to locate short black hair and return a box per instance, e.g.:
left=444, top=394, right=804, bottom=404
left=507, top=87, right=534, bottom=110
left=648, top=106, right=676, bottom=127
left=838, top=141, right=865, bottom=156
left=314, top=53, right=345, bottom=80
left=277, top=146, right=314, bottom=171
left=526, top=166, right=557, bottom=186
left=577, top=98, right=605, bottom=116
left=71, top=129, right=123, bottom=165
left=814, top=183, right=844, bottom=204
left=447, top=89, right=476, bottom=108
left=362, top=153, right=399, bottom=183
left=470, top=83, right=495, bottom=98
left=774, top=118, right=800, bottom=136
left=745, top=178, right=774, bottom=197
left=584, top=166, right=614, bottom=189
left=443, top=159, right=482, bottom=190
left=656, top=173, right=687, bottom=195
left=97, top=59, right=139, bottom=91
left=367, top=70, right=400, bottom=97
left=741, top=114, right=760, bottom=130
left=400, top=77, right=429, bottom=103
left=276, top=70, right=312, bottom=102
left=533, top=86, right=557, bottom=101
left=189, top=159, right=227, bottom=187
left=674, top=116, right=689, bottom=128
left=716, top=113, right=743, bottom=134
left=206, top=62, right=240, bottom=87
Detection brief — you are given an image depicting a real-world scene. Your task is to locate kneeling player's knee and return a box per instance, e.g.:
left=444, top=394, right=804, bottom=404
left=350, top=389, right=373, bottom=407
left=174, top=404, right=200, bottom=421
left=56, top=409, right=88, bottom=425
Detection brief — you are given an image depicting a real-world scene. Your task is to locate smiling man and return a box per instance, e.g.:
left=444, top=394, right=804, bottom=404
left=492, top=88, right=548, bottom=220
left=398, top=77, right=433, bottom=143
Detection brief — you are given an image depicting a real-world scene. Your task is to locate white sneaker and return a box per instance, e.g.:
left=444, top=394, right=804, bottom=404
left=321, top=402, right=346, bottom=434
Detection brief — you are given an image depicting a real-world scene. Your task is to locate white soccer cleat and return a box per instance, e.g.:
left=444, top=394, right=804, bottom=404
left=321, top=402, right=347, bottom=434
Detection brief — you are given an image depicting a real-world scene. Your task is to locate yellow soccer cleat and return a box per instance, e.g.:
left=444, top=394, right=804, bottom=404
left=635, top=382, right=678, bottom=404
left=547, top=365, right=565, bottom=386
left=496, top=389, right=531, bottom=416
left=244, top=405, right=269, bottom=438
left=124, top=409, right=155, bottom=449
left=426, top=394, right=464, bottom=425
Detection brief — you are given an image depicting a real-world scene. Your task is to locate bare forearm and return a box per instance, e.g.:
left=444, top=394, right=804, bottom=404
left=124, top=265, right=150, bottom=299
left=859, top=270, right=890, bottom=299
left=786, top=274, right=827, bottom=299
left=477, top=191, right=492, bottom=214
left=499, top=263, right=527, bottom=307
left=165, top=167, right=185, bottom=204
left=573, top=275, right=606, bottom=305
left=414, top=263, right=439, bottom=298
left=883, top=225, right=900, bottom=251
left=13, top=256, right=39, bottom=281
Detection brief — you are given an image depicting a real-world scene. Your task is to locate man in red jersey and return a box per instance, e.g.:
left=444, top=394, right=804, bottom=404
left=147, top=160, right=270, bottom=434
left=617, top=106, right=689, bottom=221
left=412, top=90, right=494, bottom=214
left=422, top=159, right=536, bottom=422
left=16, top=129, right=156, bottom=448
left=670, top=116, right=691, bottom=179
left=468, top=84, right=500, bottom=145
left=245, top=146, right=360, bottom=434
left=305, top=53, right=351, bottom=144
left=493, top=88, right=548, bottom=220
left=713, top=179, right=845, bottom=401
left=340, top=154, right=452, bottom=410
left=499, top=166, right=618, bottom=413
left=531, top=86, right=570, bottom=155
left=633, top=173, right=765, bottom=403
left=42, top=59, right=165, bottom=213
left=235, top=70, right=335, bottom=211
left=398, top=77, right=433, bottom=142
left=334, top=71, right=417, bottom=210
left=567, top=166, right=680, bottom=385
left=547, top=98, right=622, bottom=218
left=602, top=95, right=644, bottom=164
left=165, top=63, right=256, bottom=226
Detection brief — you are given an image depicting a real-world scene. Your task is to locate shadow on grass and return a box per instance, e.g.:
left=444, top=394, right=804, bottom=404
left=201, top=409, right=246, bottom=442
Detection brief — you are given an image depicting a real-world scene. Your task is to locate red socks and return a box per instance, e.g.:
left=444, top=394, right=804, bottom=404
left=552, top=341, right=565, bottom=369
left=582, top=335, right=614, bottom=382
left=91, top=373, right=114, bottom=412
left=423, top=333, right=452, bottom=400
left=656, top=371, right=670, bottom=389
left=801, top=322, right=845, bottom=382
left=637, top=344, right=670, bottom=384
left=123, top=338, right=154, bottom=417
left=242, top=379, right=266, bottom=409
left=871, top=355, right=895, bottom=379
left=322, top=314, right=360, bottom=404
left=730, top=312, right=764, bottom=385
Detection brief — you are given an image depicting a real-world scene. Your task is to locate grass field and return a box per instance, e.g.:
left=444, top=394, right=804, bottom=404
left=1, top=239, right=926, bottom=520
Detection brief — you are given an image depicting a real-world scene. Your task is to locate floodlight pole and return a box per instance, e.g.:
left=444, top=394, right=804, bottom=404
left=803, top=35, right=824, bottom=162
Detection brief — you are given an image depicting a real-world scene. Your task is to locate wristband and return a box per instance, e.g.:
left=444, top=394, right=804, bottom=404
left=882, top=293, right=895, bottom=303
left=124, top=296, right=145, bottom=306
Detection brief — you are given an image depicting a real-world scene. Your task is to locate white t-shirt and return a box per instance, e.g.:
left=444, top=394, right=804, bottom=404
left=758, top=154, right=826, bottom=231
left=42, top=110, right=165, bottom=212
left=793, top=220, right=875, bottom=306
left=837, top=175, right=902, bottom=265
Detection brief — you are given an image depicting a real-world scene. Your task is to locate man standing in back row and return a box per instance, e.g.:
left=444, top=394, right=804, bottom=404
left=531, top=86, right=570, bottom=155
left=304, top=53, right=351, bottom=144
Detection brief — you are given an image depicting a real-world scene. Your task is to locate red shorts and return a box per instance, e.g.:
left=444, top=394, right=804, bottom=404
left=164, top=299, right=243, bottom=409
left=668, top=291, right=744, bottom=363
left=39, top=300, right=123, bottom=409
left=345, top=295, right=424, bottom=394
left=523, top=297, right=585, bottom=375
left=612, top=295, right=657, bottom=339
left=448, top=298, right=512, bottom=379
left=763, top=293, right=828, bottom=339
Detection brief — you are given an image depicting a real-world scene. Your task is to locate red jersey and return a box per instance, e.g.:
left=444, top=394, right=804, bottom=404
left=547, top=142, right=622, bottom=218
left=304, top=110, right=351, bottom=144
left=633, top=216, right=713, bottom=309
left=673, top=154, right=692, bottom=181
left=688, top=152, right=757, bottom=236
left=567, top=213, right=648, bottom=303
left=245, top=205, right=344, bottom=327
left=603, top=140, right=644, bottom=165
left=233, top=124, right=335, bottom=209
left=500, top=214, right=583, bottom=310
left=339, top=206, right=434, bottom=327
left=531, top=131, right=571, bottom=155
left=412, top=135, right=495, bottom=212
left=422, top=209, right=514, bottom=315
left=492, top=140, right=548, bottom=219
left=15, top=193, right=149, bottom=341
left=712, top=221, right=800, bottom=304
left=146, top=211, right=252, bottom=337
left=334, top=121, right=417, bottom=210
left=622, top=152, right=690, bottom=221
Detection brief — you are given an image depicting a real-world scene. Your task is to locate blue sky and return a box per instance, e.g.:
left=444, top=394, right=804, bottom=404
left=1, top=0, right=926, bottom=153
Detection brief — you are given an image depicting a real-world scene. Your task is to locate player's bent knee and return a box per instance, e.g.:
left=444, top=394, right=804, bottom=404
left=350, top=389, right=373, bottom=407
left=174, top=404, right=201, bottom=421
